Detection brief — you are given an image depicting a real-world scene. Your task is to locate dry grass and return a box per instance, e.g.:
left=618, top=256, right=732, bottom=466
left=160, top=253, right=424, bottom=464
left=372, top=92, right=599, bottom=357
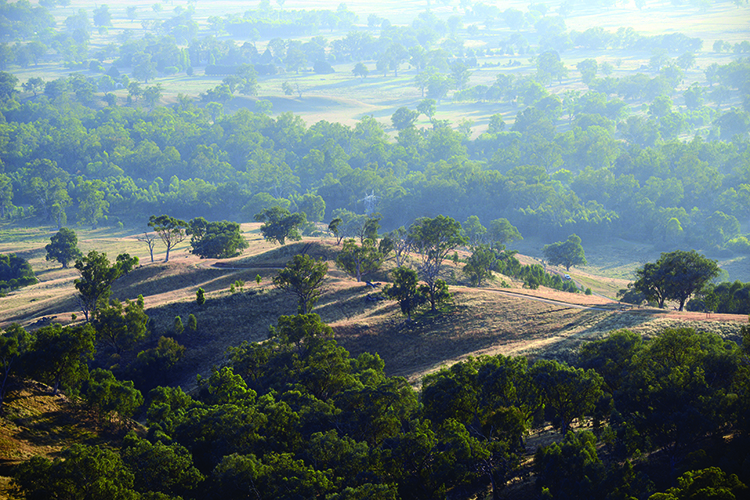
left=1, top=224, right=747, bottom=391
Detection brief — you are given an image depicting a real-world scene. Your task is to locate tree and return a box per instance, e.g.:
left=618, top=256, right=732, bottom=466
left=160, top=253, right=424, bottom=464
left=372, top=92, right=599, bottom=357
left=0, top=254, right=36, bottom=290
left=121, top=435, right=204, bottom=496
left=138, top=232, right=158, bottom=263
left=408, top=215, right=466, bottom=311
left=22, top=76, right=44, bottom=96
left=534, top=430, right=605, bottom=499
left=462, top=215, right=487, bottom=247
left=45, top=227, right=83, bottom=269
left=650, top=467, right=747, bottom=499
left=0, top=324, right=31, bottom=409
left=93, top=296, right=148, bottom=354
left=577, top=58, right=598, bottom=85
left=81, top=369, right=143, bottom=424
left=273, top=254, right=328, bottom=314
left=148, top=215, right=188, bottom=262
left=0, top=173, right=12, bottom=219
left=385, top=267, right=425, bottom=321
left=294, top=193, right=326, bottom=222
left=631, top=250, right=720, bottom=311
left=74, top=251, right=138, bottom=322
left=29, top=323, right=96, bottom=394
left=329, top=217, right=344, bottom=244
left=463, top=244, right=499, bottom=287
left=336, top=238, right=384, bottom=282
left=0, top=71, right=18, bottom=99
left=76, top=179, right=109, bottom=228
left=255, top=206, right=306, bottom=245
left=537, top=50, right=568, bottom=84
left=143, top=84, right=163, bottom=107
left=132, top=52, right=156, bottom=82
left=92, top=4, right=112, bottom=27
left=391, top=107, right=419, bottom=131
left=530, top=359, right=604, bottom=434
left=12, top=444, right=139, bottom=500
left=187, top=218, right=248, bottom=259
left=381, top=226, right=414, bottom=267
left=487, top=218, right=523, bottom=247
left=353, top=62, right=369, bottom=79
left=417, top=98, right=437, bottom=120
left=542, top=234, right=587, bottom=271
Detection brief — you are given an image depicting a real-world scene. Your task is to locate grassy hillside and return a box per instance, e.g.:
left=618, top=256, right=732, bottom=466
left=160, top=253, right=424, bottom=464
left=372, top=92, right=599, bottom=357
left=1, top=223, right=746, bottom=389
left=0, top=223, right=747, bottom=498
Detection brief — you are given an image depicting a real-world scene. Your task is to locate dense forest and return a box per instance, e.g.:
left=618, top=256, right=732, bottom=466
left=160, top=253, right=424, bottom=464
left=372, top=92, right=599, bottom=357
left=2, top=0, right=750, bottom=498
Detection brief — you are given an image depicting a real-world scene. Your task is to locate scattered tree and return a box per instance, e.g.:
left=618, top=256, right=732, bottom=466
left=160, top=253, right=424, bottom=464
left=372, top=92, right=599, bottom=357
left=336, top=238, right=384, bottom=282
left=255, top=206, right=306, bottom=245
left=148, top=215, right=188, bottom=262
left=385, top=266, right=424, bottom=321
left=631, top=250, right=720, bottom=310
left=273, top=254, right=328, bottom=314
left=29, top=323, right=96, bottom=394
left=409, top=215, right=466, bottom=311
left=542, top=234, right=587, bottom=271
left=45, top=227, right=82, bottom=268
left=74, top=251, right=138, bottom=322
left=93, top=296, right=147, bottom=354
left=187, top=217, right=248, bottom=259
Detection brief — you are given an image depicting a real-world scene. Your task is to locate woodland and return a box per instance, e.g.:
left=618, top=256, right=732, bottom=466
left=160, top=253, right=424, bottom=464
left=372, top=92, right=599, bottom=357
left=0, top=0, right=750, bottom=498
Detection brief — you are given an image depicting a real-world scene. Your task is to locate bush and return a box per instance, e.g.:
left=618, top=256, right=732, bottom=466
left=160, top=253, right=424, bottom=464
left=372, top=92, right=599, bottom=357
left=187, top=314, right=197, bottom=332
left=196, top=288, right=205, bottom=305
left=313, top=60, right=335, bottom=74
left=174, top=316, right=184, bottom=335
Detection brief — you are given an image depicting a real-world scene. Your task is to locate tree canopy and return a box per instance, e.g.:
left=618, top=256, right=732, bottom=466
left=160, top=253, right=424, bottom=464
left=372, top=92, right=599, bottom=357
left=632, top=250, right=720, bottom=310
left=542, top=234, right=587, bottom=271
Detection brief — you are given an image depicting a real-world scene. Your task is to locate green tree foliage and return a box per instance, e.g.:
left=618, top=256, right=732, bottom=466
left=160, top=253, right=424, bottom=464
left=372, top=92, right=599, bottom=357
left=255, top=206, right=306, bottom=245
left=649, top=467, right=747, bottom=500
left=487, top=218, right=523, bottom=247
left=130, top=336, right=185, bottom=389
left=45, top=227, right=82, bottom=269
left=188, top=313, right=198, bottom=332
left=187, top=217, right=248, bottom=259
left=542, top=234, right=587, bottom=271
left=93, top=295, right=148, bottom=354
left=0, top=324, right=31, bottom=409
left=29, top=323, right=96, bottom=395
left=122, top=433, right=204, bottom=497
left=174, top=316, right=184, bottom=335
left=273, top=254, right=327, bottom=314
left=632, top=250, right=720, bottom=310
left=12, top=444, right=139, bottom=500
left=384, top=266, right=425, bottom=321
left=614, top=329, right=742, bottom=474
left=148, top=215, right=188, bottom=262
left=76, top=179, right=110, bottom=228
left=74, top=251, right=138, bottom=322
left=391, top=107, right=419, bottom=131
left=408, top=215, right=466, bottom=311
left=81, top=368, right=143, bottom=424
left=196, top=287, right=206, bottom=305
left=530, top=359, right=604, bottom=434
left=294, top=193, right=326, bottom=222
left=0, top=253, right=36, bottom=290
left=534, top=430, right=605, bottom=499
left=336, top=238, right=383, bottom=282
left=463, top=244, right=499, bottom=287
